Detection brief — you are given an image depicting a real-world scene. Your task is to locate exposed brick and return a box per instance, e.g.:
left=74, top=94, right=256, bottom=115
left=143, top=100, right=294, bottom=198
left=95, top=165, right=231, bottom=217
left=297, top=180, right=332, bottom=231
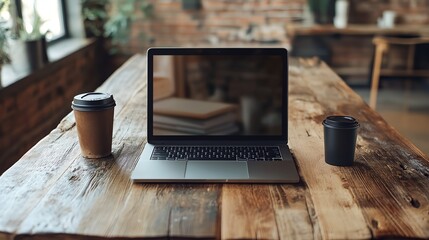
left=0, top=100, right=4, bottom=118
left=0, top=98, right=16, bottom=121
left=121, top=0, right=429, bottom=53
left=349, top=0, right=429, bottom=24
left=152, top=0, right=182, bottom=11
left=120, top=0, right=308, bottom=51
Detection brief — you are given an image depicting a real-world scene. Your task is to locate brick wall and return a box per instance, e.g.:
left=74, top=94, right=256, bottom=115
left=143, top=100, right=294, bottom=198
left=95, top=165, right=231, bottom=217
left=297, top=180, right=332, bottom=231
left=122, top=0, right=307, bottom=54
left=119, top=0, right=429, bottom=55
left=0, top=40, right=104, bottom=174
left=349, top=0, right=429, bottom=25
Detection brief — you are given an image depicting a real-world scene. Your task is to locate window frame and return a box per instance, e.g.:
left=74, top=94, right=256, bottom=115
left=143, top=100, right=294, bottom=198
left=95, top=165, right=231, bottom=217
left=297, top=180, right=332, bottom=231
left=14, top=0, right=69, bottom=45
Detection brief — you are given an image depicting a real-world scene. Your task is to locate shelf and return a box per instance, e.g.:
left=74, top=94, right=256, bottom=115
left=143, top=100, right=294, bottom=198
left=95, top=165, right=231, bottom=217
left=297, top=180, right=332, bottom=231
left=334, top=67, right=369, bottom=77
left=380, top=69, right=429, bottom=77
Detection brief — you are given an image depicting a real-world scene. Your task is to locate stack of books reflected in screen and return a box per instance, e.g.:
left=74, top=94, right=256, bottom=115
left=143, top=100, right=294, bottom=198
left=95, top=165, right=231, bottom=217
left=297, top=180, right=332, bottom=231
left=153, top=98, right=238, bottom=135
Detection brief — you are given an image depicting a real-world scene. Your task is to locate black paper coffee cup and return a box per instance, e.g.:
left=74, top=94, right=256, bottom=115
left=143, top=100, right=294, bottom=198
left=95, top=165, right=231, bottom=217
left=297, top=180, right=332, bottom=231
left=323, top=116, right=359, bottom=166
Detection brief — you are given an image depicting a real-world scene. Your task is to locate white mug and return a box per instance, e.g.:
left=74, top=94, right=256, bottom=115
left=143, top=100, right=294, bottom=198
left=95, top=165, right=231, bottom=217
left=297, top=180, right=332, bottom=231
left=382, top=10, right=396, bottom=28
left=334, top=0, right=349, bottom=28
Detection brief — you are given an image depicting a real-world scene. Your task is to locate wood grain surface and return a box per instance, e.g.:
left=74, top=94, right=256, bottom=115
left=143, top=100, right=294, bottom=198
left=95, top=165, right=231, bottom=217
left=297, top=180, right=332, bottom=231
left=0, top=54, right=428, bottom=239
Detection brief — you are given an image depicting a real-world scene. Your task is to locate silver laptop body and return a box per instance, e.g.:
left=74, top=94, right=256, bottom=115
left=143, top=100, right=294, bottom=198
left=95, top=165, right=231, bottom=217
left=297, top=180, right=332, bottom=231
left=132, top=48, right=299, bottom=183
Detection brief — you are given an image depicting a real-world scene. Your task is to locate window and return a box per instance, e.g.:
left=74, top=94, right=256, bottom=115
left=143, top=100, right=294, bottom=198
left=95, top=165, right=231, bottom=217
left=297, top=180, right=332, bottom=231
left=17, top=0, right=68, bottom=42
left=0, top=1, right=12, bottom=28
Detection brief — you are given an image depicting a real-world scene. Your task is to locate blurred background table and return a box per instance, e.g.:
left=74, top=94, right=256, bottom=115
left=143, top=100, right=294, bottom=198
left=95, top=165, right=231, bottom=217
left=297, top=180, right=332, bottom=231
left=287, top=24, right=429, bottom=84
left=0, top=54, right=428, bottom=239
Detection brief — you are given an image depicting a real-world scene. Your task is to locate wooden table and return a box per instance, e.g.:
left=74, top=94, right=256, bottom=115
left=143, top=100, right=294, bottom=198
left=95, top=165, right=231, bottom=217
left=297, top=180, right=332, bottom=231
left=1, top=55, right=428, bottom=239
left=286, top=24, right=429, bottom=37
left=286, top=24, right=429, bottom=80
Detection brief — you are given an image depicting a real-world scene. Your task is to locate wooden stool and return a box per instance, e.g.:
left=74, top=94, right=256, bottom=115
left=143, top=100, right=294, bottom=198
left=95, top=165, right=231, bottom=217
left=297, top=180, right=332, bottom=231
left=369, top=36, right=429, bottom=109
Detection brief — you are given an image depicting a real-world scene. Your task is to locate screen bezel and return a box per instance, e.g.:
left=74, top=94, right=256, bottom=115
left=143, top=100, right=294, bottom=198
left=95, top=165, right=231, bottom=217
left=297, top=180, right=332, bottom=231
left=147, top=48, right=288, bottom=144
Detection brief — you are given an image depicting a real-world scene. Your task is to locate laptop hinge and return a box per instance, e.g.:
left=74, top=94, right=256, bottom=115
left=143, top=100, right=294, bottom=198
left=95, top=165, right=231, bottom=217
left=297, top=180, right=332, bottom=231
left=149, top=140, right=286, bottom=145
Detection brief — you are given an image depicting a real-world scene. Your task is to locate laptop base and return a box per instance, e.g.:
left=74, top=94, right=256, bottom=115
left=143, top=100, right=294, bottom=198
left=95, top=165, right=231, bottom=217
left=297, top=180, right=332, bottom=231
left=131, top=143, right=300, bottom=183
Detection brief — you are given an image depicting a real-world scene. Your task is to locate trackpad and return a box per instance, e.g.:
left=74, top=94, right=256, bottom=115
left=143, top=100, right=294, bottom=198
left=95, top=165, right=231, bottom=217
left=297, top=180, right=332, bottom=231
left=185, top=161, right=249, bottom=179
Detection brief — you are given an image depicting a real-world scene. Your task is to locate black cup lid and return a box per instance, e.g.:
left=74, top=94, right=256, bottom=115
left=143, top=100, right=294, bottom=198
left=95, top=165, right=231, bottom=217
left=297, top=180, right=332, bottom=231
left=72, top=92, right=116, bottom=112
left=323, top=116, right=359, bottom=129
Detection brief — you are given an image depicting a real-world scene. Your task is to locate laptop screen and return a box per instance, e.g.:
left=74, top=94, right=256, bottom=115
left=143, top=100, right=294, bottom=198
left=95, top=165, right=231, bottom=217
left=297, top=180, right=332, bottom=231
left=148, top=48, right=288, bottom=141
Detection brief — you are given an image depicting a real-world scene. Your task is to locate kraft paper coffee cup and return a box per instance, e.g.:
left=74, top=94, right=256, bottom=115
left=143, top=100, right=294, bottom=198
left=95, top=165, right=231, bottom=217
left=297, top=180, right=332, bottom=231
left=72, top=92, right=116, bottom=158
left=323, top=116, right=359, bottom=166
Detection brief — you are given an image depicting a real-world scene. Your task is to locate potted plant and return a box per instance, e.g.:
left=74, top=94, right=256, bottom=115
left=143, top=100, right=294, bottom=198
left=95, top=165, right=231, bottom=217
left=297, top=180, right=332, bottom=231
left=0, top=25, right=11, bottom=86
left=4, top=0, right=49, bottom=72
left=81, top=0, right=109, bottom=38
left=308, top=0, right=336, bottom=24
left=0, top=2, right=11, bottom=85
left=82, top=0, right=153, bottom=54
left=82, top=0, right=152, bottom=74
left=16, top=5, right=49, bottom=71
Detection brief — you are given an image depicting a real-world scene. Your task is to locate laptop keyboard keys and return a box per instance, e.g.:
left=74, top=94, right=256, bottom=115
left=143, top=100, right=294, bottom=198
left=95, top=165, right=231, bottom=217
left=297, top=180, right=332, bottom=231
left=151, top=146, right=283, bottom=161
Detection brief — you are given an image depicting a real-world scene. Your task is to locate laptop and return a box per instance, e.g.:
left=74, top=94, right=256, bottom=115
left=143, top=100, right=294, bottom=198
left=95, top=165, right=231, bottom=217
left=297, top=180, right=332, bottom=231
left=131, top=48, right=300, bottom=183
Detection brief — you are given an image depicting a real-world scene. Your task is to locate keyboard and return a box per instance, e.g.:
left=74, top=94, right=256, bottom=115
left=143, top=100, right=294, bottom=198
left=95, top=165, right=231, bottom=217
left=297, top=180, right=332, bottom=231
left=150, top=146, right=283, bottom=161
